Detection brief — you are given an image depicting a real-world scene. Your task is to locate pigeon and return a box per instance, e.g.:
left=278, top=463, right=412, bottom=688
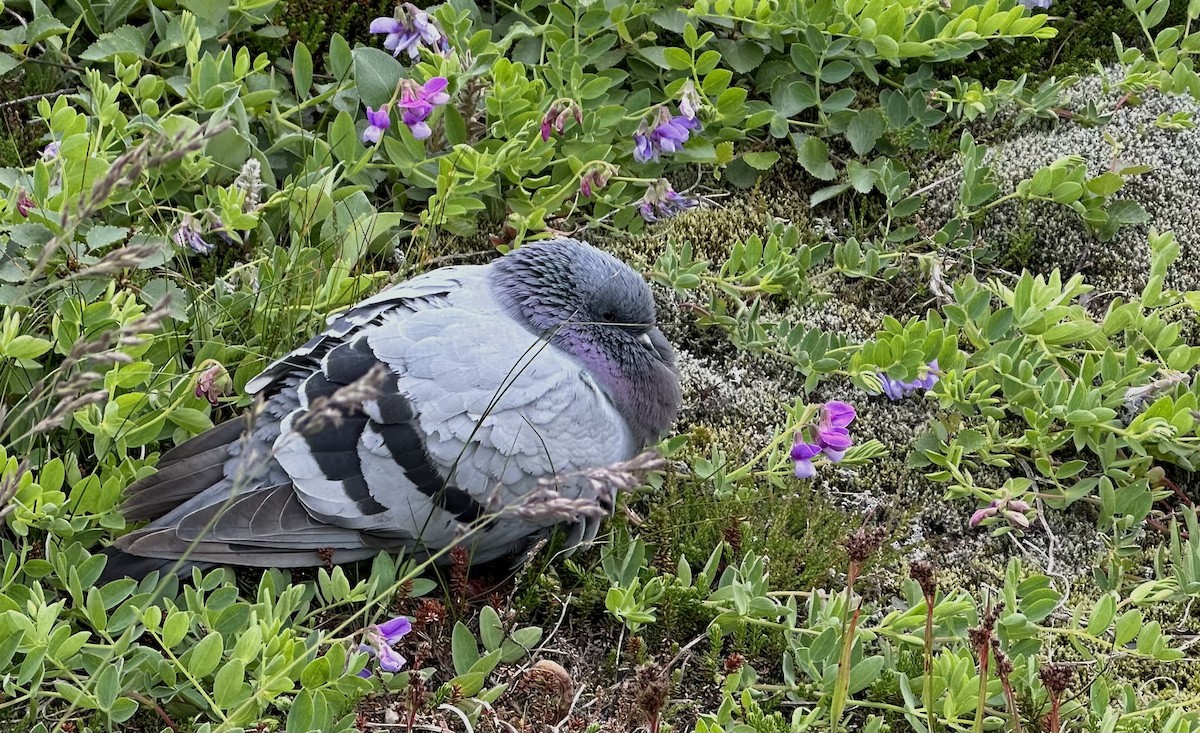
left=98, top=238, right=681, bottom=581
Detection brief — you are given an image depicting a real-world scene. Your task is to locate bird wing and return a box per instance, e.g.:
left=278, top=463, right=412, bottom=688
left=274, top=298, right=638, bottom=561
left=116, top=269, right=637, bottom=567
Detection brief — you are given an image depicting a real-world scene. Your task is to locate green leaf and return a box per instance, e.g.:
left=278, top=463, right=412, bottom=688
left=293, top=41, right=313, bottom=95
left=80, top=26, right=146, bottom=63
left=85, top=225, right=129, bottom=252
left=846, top=110, right=884, bottom=156
left=214, top=659, right=245, bottom=709
left=793, top=134, right=837, bottom=181
left=742, top=151, right=779, bottom=170
left=716, top=39, right=765, bottom=73
left=188, top=632, right=224, bottom=678
left=353, top=47, right=406, bottom=109
left=1087, top=593, right=1117, bottom=637
left=1114, top=609, right=1142, bottom=646
left=0, top=53, right=17, bottom=79
left=451, top=622, right=479, bottom=676
left=479, top=605, right=504, bottom=652
left=847, top=160, right=874, bottom=193
left=662, top=47, right=692, bottom=70
left=811, top=183, right=850, bottom=207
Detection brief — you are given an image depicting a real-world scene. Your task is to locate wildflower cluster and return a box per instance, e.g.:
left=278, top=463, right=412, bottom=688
left=370, top=3, right=450, bottom=60
left=639, top=179, right=695, bottom=222
left=361, top=78, right=450, bottom=144
left=633, top=106, right=701, bottom=163
left=878, top=360, right=940, bottom=400
left=174, top=213, right=212, bottom=254
left=790, top=401, right=857, bottom=479
left=969, top=496, right=1033, bottom=529
left=541, top=99, right=583, bottom=141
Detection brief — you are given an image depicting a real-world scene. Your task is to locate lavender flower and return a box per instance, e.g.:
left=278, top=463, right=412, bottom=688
left=878, top=360, right=940, bottom=400
left=398, top=77, right=450, bottom=140
left=790, top=441, right=822, bottom=479
left=370, top=3, right=450, bottom=60
left=678, top=80, right=703, bottom=121
left=363, top=104, right=392, bottom=144
left=969, top=498, right=1033, bottom=529
left=541, top=99, right=583, bottom=141
left=41, top=141, right=59, bottom=161
left=639, top=178, right=696, bottom=222
left=357, top=616, right=412, bottom=677
left=174, top=214, right=213, bottom=254
left=633, top=107, right=701, bottom=163
left=815, top=400, right=856, bottom=463
left=1018, top=0, right=1051, bottom=9
left=194, top=361, right=230, bottom=407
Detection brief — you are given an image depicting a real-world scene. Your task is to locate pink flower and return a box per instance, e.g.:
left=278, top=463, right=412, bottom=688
left=16, top=190, right=36, bottom=217
left=398, top=77, right=450, bottom=140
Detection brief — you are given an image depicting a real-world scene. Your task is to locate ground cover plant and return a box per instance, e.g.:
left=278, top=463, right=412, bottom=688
left=3, top=0, right=1200, bottom=730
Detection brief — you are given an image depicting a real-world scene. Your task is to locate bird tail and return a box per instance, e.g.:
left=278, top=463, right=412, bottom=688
left=120, top=418, right=249, bottom=521
left=96, top=545, right=210, bottom=585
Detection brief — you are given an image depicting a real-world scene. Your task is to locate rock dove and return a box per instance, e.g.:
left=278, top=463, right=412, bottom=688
left=98, top=238, right=681, bottom=581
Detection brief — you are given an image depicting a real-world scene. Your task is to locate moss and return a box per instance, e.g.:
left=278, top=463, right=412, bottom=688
left=275, top=0, right=399, bottom=57
left=0, top=62, right=64, bottom=168
left=952, top=0, right=1188, bottom=87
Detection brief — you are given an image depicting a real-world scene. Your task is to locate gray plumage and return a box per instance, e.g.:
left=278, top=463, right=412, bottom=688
left=100, top=238, right=681, bottom=580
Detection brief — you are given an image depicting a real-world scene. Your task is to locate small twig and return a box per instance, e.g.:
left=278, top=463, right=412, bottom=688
left=0, top=88, right=77, bottom=110
left=124, top=690, right=178, bottom=732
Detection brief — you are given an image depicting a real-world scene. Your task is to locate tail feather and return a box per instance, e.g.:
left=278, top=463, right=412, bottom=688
left=121, top=419, right=249, bottom=521
left=96, top=546, right=209, bottom=585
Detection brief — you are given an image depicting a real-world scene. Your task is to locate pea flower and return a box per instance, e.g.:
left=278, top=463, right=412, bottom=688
left=194, top=361, right=230, bottom=407
left=398, top=77, right=451, bottom=140
left=639, top=178, right=696, bottom=222
left=1018, top=0, right=1051, bottom=8
left=969, top=498, right=1033, bottom=529
left=363, top=104, right=392, bottom=144
left=370, top=3, right=450, bottom=60
left=174, top=214, right=213, bottom=254
left=357, top=616, right=412, bottom=677
left=878, top=360, right=940, bottom=400
left=790, top=441, right=822, bottom=480
left=815, top=400, right=856, bottom=462
left=678, top=80, right=703, bottom=121
left=16, top=189, right=36, bottom=218
left=541, top=99, right=583, bottom=141
left=41, top=141, right=59, bottom=161
left=579, top=163, right=612, bottom=198
left=633, top=106, right=701, bottom=163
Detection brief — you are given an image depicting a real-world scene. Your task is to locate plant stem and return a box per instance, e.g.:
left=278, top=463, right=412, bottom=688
left=830, top=560, right=861, bottom=732
left=923, top=594, right=936, bottom=733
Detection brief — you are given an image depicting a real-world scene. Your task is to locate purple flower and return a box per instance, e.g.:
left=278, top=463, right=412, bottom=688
left=173, top=215, right=212, bottom=254
left=678, top=80, right=703, bottom=121
left=370, top=3, right=450, bottom=60
left=633, top=106, right=702, bottom=163
left=357, top=616, right=412, bottom=677
left=878, top=360, right=940, bottom=401
left=580, top=164, right=612, bottom=198
left=813, top=401, right=856, bottom=462
left=398, top=77, right=450, bottom=140
left=41, top=141, right=59, bottom=161
left=790, top=441, right=822, bottom=480
left=541, top=99, right=583, bottom=141
left=970, top=498, right=1033, bottom=530
left=16, top=190, right=35, bottom=218
left=363, top=105, right=392, bottom=144
left=639, top=178, right=696, bottom=222
left=1018, top=0, right=1051, bottom=8
left=194, top=362, right=229, bottom=407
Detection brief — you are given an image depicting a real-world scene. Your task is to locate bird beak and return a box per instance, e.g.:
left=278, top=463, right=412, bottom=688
left=638, top=333, right=653, bottom=348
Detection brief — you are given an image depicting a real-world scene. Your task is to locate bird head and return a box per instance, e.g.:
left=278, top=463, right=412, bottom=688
left=489, top=238, right=682, bottom=445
